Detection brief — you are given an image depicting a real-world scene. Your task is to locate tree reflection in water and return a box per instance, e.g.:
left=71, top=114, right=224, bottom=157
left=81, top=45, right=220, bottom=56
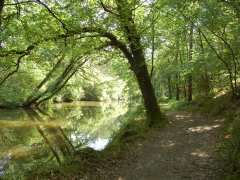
left=0, top=101, right=127, bottom=179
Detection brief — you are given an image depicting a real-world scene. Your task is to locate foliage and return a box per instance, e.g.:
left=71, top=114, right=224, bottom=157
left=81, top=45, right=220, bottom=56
left=0, top=0, right=240, bottom=178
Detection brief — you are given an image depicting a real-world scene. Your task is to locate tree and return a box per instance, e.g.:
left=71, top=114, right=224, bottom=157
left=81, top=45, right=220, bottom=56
left=0, top=0, right=164, bottom=125
left=187, top=22, right=194, bottom=102
left=113, top=0, right=163, bottom=125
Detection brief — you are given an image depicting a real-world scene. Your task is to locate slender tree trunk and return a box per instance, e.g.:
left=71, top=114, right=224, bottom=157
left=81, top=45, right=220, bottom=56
left=150, top=10, right=155, bottom=78
left=202, top=63, right=211, bottom=97
left=24, top=54, right=65, bottom=105
left=0, top=0, right=4, bottom=48
left=0, top=0, right=4, bottom=25
left=187, top=23, right=194, bottom=102
left=184, top=81, right=187, bottom=100
left=167, top=76, right=172, bottom=99
left=176, top=75, right=180, bottom=100
left=187, top=76, right=193, bottom=101
left=199, top=29, right=236, bottom=97
left=175, top=37, right=180, bottom=100
left=199, top=30, right=211, bottom=96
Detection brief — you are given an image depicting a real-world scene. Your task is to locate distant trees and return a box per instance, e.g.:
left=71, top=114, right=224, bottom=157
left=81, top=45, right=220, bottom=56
left=151, top=0, right=240, bottom=101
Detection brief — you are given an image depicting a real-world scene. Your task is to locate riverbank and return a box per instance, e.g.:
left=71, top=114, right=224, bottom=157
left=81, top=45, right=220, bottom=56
left=2, top=96, right=238, bottom=180
left=30, top=109, right=224, bottom=180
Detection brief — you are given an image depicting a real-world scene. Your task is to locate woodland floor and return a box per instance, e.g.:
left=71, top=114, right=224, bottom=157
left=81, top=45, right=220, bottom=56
left=88, top=111, right=225, bottom=180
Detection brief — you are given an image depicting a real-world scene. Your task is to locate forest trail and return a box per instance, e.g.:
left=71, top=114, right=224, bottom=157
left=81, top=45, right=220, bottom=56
left=105, top=111, right=224, bottom=180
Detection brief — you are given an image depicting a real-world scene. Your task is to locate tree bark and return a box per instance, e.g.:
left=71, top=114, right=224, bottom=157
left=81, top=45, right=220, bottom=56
left=175, top=38, right=180, bottom=100
left=187, top=23, right=194, bottom=102
left=115, top=0, right=163, bottom=125
left=131, top=60, right=163, bottom=125
left=198, top=30, right=210, bottom=96
left=150, top=9, right=155, bottom=78
left=184, top=80, right=187, bottom=100
left=0, top=0, right=4, bottom=48
left=0, top=0, right=4, bottom=24
left=167, top=76, right=172, bottom=99
left=176, top=75, right=180, bottom=100
left=187, top=76, right=193, bottom=101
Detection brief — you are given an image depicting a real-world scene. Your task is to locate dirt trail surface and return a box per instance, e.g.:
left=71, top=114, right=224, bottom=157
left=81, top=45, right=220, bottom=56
left=100, top=111, right=224, bottom=180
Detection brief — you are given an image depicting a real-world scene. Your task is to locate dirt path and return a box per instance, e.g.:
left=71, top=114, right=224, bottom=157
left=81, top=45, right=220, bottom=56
left=103, top=111, right=224, bottom=180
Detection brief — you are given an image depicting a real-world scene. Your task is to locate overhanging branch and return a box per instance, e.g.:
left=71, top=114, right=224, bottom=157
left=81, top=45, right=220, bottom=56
left=0, top=53, right=28, bottom=86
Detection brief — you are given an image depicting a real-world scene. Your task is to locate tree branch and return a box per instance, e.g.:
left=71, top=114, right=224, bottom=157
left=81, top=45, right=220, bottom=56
left=99, top=0, right=119, bottom=16
left=35, top=0, right=68, bottom=32
left=4, top=0, right=68, bottom=31
left=0, top=53, right=28, bottom=86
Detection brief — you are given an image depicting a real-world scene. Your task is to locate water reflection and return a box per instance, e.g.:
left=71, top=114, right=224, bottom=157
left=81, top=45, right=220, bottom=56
left=0, top=101, right=127, bottom=179
left=88, top=138, right=110, bottom=151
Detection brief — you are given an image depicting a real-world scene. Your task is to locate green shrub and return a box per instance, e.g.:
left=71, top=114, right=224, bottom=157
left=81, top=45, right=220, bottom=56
left=220, top=112, right=240, bottom=179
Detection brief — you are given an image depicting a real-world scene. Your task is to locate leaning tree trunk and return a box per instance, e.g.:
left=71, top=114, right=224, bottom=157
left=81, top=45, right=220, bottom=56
left=131, top=60, right=163, bottom=125
left=127, top=34, right=163, bottom=126
left=127, top=43, right=163, bottom=125
left=115, top=0, right=163, bottom=126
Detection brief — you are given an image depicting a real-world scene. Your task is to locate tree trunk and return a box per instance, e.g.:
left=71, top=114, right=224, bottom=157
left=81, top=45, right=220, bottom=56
left=175, top=37, right=180, bottom=100
left=198, top=30, right=211, bottom=96
left=150, top=9, right=155, bottom=78
left=127, top=46, right=163, bottom=126
left=0, top=0, right=4, bottom=48
left=199, top=28, right=236, bottom=97
left=187, top=23, right=194, bottom=102
left=0, top=0, right=4, bottom=25
left=127, top=41, right=163, bottom=125
left=167, top=76, right=172, bottom=99
left=115, top=0, right=163, bottom=126
left=187, top=76, right=193, bottom=101
left=184, top=81, right=187, bottom=100
left=131, top=61, right=163, bottom=125
left=176, top=75, right=180, bottom=100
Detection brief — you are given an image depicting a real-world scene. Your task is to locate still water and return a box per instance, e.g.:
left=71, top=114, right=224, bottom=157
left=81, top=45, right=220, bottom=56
left=0, top=101, right=127, bottom=179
